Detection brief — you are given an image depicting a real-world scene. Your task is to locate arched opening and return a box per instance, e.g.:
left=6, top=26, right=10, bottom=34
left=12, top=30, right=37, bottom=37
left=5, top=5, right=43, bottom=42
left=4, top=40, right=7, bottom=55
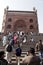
left=14, top=20, right=26, bottom=32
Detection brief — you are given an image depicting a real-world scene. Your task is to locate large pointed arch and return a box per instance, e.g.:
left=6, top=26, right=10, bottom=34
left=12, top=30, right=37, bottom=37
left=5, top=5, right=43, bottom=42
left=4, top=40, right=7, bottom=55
left=14, top=19, right=26, bottom=31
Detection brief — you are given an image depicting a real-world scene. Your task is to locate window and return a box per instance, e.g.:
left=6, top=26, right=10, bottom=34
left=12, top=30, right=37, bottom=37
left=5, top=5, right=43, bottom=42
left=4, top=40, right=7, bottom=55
left=7, top=25, right=11, bottom=29
left=8, top=18, right=12, bottom=22
left=30, top=25, right=34, bottom=29
left=30, top=19, right=33, bottom=23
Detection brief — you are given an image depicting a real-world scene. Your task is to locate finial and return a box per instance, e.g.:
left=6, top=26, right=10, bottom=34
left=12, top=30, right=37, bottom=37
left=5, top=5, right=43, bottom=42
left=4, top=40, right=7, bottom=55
left=6, top=6, right=9, bottom=10
left=33, top=7, right=36, bottom=11
left=4, top=6, right=9, bottom=14
left=33, top=7, right=37, bottom=13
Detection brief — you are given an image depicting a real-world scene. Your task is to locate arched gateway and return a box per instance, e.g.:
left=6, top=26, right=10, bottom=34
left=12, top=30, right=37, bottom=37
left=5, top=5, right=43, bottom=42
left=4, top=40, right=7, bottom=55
left=14, top=20, right=26, bottom=32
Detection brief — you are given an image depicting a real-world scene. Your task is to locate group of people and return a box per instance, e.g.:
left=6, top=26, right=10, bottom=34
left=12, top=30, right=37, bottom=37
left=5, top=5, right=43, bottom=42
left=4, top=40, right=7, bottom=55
left=0, top=31, right=43, bottom=65
left=0, top=47, right=42, bottom=65
left=22, top=39, right=43, bottom=65
left=22, top=47, right=41, bottom=65
left=2, top=31, right=27, bottom=63
left=2, top=31, right=27, bottom=46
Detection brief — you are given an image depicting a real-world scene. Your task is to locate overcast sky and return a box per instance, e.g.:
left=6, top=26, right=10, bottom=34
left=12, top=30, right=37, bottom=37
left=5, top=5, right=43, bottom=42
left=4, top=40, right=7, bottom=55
left=0, top=0, right=43, bottom=33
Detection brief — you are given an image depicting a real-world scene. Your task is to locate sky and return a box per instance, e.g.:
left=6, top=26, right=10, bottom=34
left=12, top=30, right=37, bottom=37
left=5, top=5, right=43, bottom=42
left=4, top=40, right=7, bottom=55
left=0, top=0, right=43, bottom=33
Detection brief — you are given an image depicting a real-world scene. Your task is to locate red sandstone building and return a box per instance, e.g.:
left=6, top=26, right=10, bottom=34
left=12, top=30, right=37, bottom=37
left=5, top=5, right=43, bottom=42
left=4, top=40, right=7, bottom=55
left=2, top=7, right=39, bottom=34
left=1, top=7, right=43, bottom=51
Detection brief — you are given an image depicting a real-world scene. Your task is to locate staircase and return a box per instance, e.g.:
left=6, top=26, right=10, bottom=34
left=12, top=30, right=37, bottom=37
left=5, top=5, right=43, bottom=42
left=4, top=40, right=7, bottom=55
left=8, top=52, right=40, bottom=65
left=9, top=51, right=27, bottom=65
left=11, top=51, right=27, bottom=63
left=0, top=46, right=43, bottom=65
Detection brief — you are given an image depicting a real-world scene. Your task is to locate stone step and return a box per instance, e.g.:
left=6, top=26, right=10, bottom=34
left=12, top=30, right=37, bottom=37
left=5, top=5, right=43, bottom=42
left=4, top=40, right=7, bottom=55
left=0, top=46, right=5, bottom=51
left=10, top=52, right=27, bottom=63
left=11, top=52, right=39, bottom=64
left=11, top=52, right=38, bottom=63
left=9, top=63, right=26, bottom=65
left=0, top=42, right=3, bottom=47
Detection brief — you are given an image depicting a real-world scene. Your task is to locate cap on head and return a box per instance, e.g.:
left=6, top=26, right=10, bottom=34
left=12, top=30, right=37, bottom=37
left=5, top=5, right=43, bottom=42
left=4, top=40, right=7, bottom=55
left=39, top=40, right=42, bottom=42
left=30, top=47, right=35, bottom=54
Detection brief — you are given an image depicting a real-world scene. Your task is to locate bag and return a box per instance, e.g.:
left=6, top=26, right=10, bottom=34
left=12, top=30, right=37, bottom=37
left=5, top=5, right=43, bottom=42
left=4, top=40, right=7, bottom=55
left=6, top=44, right=12, bottom=52
left=16, top=47, right=22, bottom=56
left=10, top=39, right=14, bottom=46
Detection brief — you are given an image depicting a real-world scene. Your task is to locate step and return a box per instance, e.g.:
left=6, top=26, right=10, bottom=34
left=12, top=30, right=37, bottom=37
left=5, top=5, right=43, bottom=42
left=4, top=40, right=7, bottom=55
left=0, top=46, right=5, bottom=51
left=10, top=52, right=27, bottom=63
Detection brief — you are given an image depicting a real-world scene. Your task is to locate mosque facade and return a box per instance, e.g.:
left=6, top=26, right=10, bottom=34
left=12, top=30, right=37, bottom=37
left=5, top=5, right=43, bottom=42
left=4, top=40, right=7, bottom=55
left=2, top=7, right=39, bottom=34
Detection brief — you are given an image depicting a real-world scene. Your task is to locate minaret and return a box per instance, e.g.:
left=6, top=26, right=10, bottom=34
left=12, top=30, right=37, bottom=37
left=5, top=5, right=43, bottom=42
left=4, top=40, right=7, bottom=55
left=33, top=7, right=39, bottom=33
left=2, top=6, right=9, bottom=34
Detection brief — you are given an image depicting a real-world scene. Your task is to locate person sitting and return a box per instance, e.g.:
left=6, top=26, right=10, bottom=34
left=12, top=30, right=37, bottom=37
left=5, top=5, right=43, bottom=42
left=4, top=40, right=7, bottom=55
left=22, top=47, right=41, bottom=65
